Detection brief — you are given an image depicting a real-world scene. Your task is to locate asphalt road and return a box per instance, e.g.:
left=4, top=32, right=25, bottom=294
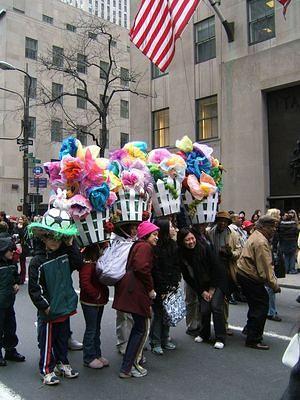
left=0, top=276, right=299, bottom=400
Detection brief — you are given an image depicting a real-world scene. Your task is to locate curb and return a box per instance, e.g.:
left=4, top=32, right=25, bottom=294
left=280, top=284, right=300, bottom=290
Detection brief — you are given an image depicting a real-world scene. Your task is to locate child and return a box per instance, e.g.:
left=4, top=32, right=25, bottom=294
left=0, top=237, right=25, bottom=366
left=80, top=243, right=109, bottom=368
left=28, top=209, right=83, bottom=385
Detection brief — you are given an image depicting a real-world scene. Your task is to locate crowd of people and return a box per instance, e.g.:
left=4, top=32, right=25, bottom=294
left=0, top=207, right=299, bottom=397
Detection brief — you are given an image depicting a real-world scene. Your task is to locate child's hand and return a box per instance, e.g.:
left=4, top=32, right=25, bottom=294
left=13, top=284, right=19, bottom=294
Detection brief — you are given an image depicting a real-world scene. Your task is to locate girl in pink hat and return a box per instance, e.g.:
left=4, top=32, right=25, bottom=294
left=113, top=221, right=159, bottom=378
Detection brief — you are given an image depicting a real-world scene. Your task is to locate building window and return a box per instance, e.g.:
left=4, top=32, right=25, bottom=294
left=77, top=89, right=87, bottom=109
left=152, top=108, right=169, bottom=147
left=248, top=0, right=275, bottom=44
left=120, top=100, right=129, bottom=118
left=28, top=117, right=36, bottom=138
left=25, top=37, right=38, bottom=60
left=25, top=77, right=37, bottom=99
left=195, top=17, right=216, bottom=64
left=100, top=60, right=109, bottom=79
left=88, top=31, right=97, bottom=40
left=76, top=126, right=87, bottom=145
left=120, top=67, right=129, bottom=87
left=42, top=14, right=53, bottom=24
left=66, top=23, right=76, bottom=32
left=52, top=46, right=64, bottom=68
left=124, top=18, right=127, bottom=28
left=151, top=63, right=167, bottom=79
left=52, top=82, right=63, bottom=104
left=51, top=119, right=63, bottom=142
left=120, top=132, right=129, bottom=147
left=196, top=95, right=218, bottom=140
left=77, top=53, right=87, bottom=74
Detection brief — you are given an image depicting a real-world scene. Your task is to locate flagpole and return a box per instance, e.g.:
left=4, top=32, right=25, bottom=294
left=207, top=0, right=234, bottom=42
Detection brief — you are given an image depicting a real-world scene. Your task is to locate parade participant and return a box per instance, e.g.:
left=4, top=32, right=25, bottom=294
left=278, top=211, right=299, bottom=274
left=242, top=220, right=254, bottom=237
left=13, top=215, right=31, bottom=284
left=239, top=211, right=246, bottom=224
left=113, top=221, right=159, bottom=378
left=149, top=217, right=181, bottom=355
left=0, top=237, right=25, bottom=366
left=208, top=211, right=241, bottom=331
left=80, top=243, right=109, bottom=369
left=229, top=214, right=248, bottom=247
left=28, top=209, right=83, bottom=385
left=178, top=228, right=228, bottom=349
left=237, top=216, right=281, bottom=350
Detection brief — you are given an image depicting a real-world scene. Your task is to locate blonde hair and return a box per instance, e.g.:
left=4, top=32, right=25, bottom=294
left=266, top=208, right=281, bottom=220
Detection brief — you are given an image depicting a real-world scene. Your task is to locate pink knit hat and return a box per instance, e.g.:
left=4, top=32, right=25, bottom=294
left=137, top=221, right=159, bottom=239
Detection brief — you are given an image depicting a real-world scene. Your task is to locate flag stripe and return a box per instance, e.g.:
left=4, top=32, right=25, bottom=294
left=130, top=0, right=200, bottom=72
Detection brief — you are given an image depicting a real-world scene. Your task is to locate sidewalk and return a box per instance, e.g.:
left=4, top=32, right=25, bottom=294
left=279, top=272, right=300, bottom=290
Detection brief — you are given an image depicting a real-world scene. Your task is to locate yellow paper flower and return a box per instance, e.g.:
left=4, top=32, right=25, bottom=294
left=76, top=141, right=100, bottom=161
left=95, top=157, right=110, bottom=169
left=123, top=143, right=146, bottom=161
left=108, top=172, right=122, bottom=192
left=175, top=136, right=193, bottom=153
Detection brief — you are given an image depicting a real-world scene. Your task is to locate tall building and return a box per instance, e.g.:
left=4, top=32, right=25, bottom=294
left=0, top=0, right=130, bottom=214
left=130, top=0, right=300, bottom=215
left=61, top=0, right=129, bottom=28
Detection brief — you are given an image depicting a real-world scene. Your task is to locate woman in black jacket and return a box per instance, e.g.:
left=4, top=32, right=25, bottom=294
left=149, top=217, right=181, bottom=355
left=178, top=227, right=228, bottom=349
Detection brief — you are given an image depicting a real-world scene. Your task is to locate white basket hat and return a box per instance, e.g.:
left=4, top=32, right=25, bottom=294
left=183, top=190, right=219, bottom=224
left=151, top=177, right=182, bottom=217
left=112, top=189, right=150, bottom=224
left=75, top=208, right=110, bottom=247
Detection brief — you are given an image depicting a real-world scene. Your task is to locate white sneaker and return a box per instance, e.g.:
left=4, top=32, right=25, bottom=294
left=214, top=341, right=224, bottom=349
left=194, top=336, right=204, bottom=343
left=41, top=372, right=60, bottom=385
left=54, top=362, right=79, bottom=379
left=131, top=365, right=147, bottom=378
left=68, top=337, right=83, bottom=351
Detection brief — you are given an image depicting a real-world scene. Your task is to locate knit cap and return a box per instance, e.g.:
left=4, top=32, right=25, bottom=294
left=137, top=221, right=159, bottom=239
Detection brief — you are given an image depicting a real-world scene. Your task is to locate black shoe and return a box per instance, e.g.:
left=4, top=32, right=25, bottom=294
left=0, top=354, right=7, bottom=366
left=242, top=326, right=248, bottom=335
left=246, top=342, right=269, bottom=350
left=5, top=350, right=25, bottom=362
left=296, top=296, right=300, bottom=304
left=267, top=315, right=282, bottom=322
left=186, top=329, right=201, bottom=337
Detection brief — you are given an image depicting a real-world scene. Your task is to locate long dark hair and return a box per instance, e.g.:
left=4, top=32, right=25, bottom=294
left=177, top=227, right=194, bottom=249
left=154, top=217, right=171, bottom=246
left=177, top=227, right=206, bottom=258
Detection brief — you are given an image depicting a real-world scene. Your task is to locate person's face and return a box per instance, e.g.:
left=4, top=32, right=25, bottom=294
left=41, top=235, right=62, bottom=251
left=4, top=248, right=14, bottom=260
left=183, top=232, right=196, bottom=249
left=217, top=218, right=229, bottom=232
left=239, top=213, right=245, bottom=221
left=253, top=214, right=259, bottom=222
left=130, top=224, right=138, bottom=238
left=146, top=231, right=159, bottom=246
left=232, top=216, right=242, bottom=227
left=288, top=212, right=295, bottom=221
left=18, top=217, right=24, bottom=224
left=169, top=222, right=178, bottom=240
left=266, top=224, right=277, bottom=238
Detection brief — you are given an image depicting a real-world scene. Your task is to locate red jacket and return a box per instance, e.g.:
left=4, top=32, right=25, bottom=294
left=79, top=262, right=109, bottom=306
left=112, top=241, right=154, bottom=318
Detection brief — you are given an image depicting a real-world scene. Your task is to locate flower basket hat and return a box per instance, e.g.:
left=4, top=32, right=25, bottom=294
left=109, top=142, right=152, bottom=224
left=177, top=136, right=224, bottom=224
left=147, top=149, right=186, bottom=217
left=43, top=137, right=116, bottom=246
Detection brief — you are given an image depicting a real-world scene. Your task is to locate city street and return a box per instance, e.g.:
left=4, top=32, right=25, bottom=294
left=0, top=276, right=298, bottom=400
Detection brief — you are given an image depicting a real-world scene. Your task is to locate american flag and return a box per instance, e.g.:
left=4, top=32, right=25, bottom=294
left=277, top=0, right=292, bottom=16
left=130, top=0, right=200, bottom=72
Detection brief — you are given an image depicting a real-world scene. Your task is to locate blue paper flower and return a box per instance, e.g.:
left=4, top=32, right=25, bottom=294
left=186, top=150, right=211, bottom=178
left=59, top=137, right=78, bottom=160
left=87, top=183, right=110, bottom=212
left=126, top=141, right=148, bottom=153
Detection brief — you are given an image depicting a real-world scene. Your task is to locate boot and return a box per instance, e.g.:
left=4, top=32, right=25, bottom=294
left=5, top=349, right=25, bottom=362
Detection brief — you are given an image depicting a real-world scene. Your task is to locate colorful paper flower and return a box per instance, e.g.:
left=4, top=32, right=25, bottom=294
left=81, top=149, right=105, bottom=191
left=44, top=161, right=63, bottom=189
left=121, top=169, right=145, bottom=194
left=186, top=150, right=211, bottom=178
left=76, top=141, right=100, bottom=161
left=148, top=148, right=171, bottom=164
left=67, top=194, right=92, bottom=220
left=160, top=154, right=186, bottom=181
left=175, top=136, right=193, bottom=153
left=59, top=137, right=78, bottom=160
left=87, top=183, right=110, bottom=212
left=107, top=191, right=118, bottom=207
left=186, top=173, right=217, bottom=200
left=60, top=155, right=85, bottom=183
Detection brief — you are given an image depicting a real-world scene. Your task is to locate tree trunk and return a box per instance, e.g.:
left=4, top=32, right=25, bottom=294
left=99, top=115, right=107, bottom=157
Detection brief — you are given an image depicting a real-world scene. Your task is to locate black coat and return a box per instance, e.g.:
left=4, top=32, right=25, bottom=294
left=179, top=240, right=228, bottom=297
left=152, top=240, right=181, bottom=295
left=0, top=258, right=19, bottom=308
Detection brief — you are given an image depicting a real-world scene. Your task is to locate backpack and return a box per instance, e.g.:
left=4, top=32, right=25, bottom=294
left=96, top=235, right=135, bottom=286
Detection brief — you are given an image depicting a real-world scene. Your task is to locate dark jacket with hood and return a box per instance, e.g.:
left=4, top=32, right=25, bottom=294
left=28, top=240, right=83, bottom=321
left=180, top=239, right=228, bottom=297
left=0, top=238, right=19, bottom=308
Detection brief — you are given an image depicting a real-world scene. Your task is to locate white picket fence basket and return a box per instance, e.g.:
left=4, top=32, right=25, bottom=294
left=112, top=189, right=149, bottom=223
left=151, top=178, right=182, bottom=217
left=75, top=208, right=110, bottom=247
left=183, top=191, right=219, bottom=224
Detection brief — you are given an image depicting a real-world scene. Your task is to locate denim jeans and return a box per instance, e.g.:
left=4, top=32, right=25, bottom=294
left=283, top=252, right=296, bottom=273
left=81, top=304, right=104, bottom=364
left=265, top=286, right=277, bottom=317
left=149, top=301, right=170, bottom=347
left=184, top=283, right=201, bottom=334
left=120, top=313, right=150, bottom=374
